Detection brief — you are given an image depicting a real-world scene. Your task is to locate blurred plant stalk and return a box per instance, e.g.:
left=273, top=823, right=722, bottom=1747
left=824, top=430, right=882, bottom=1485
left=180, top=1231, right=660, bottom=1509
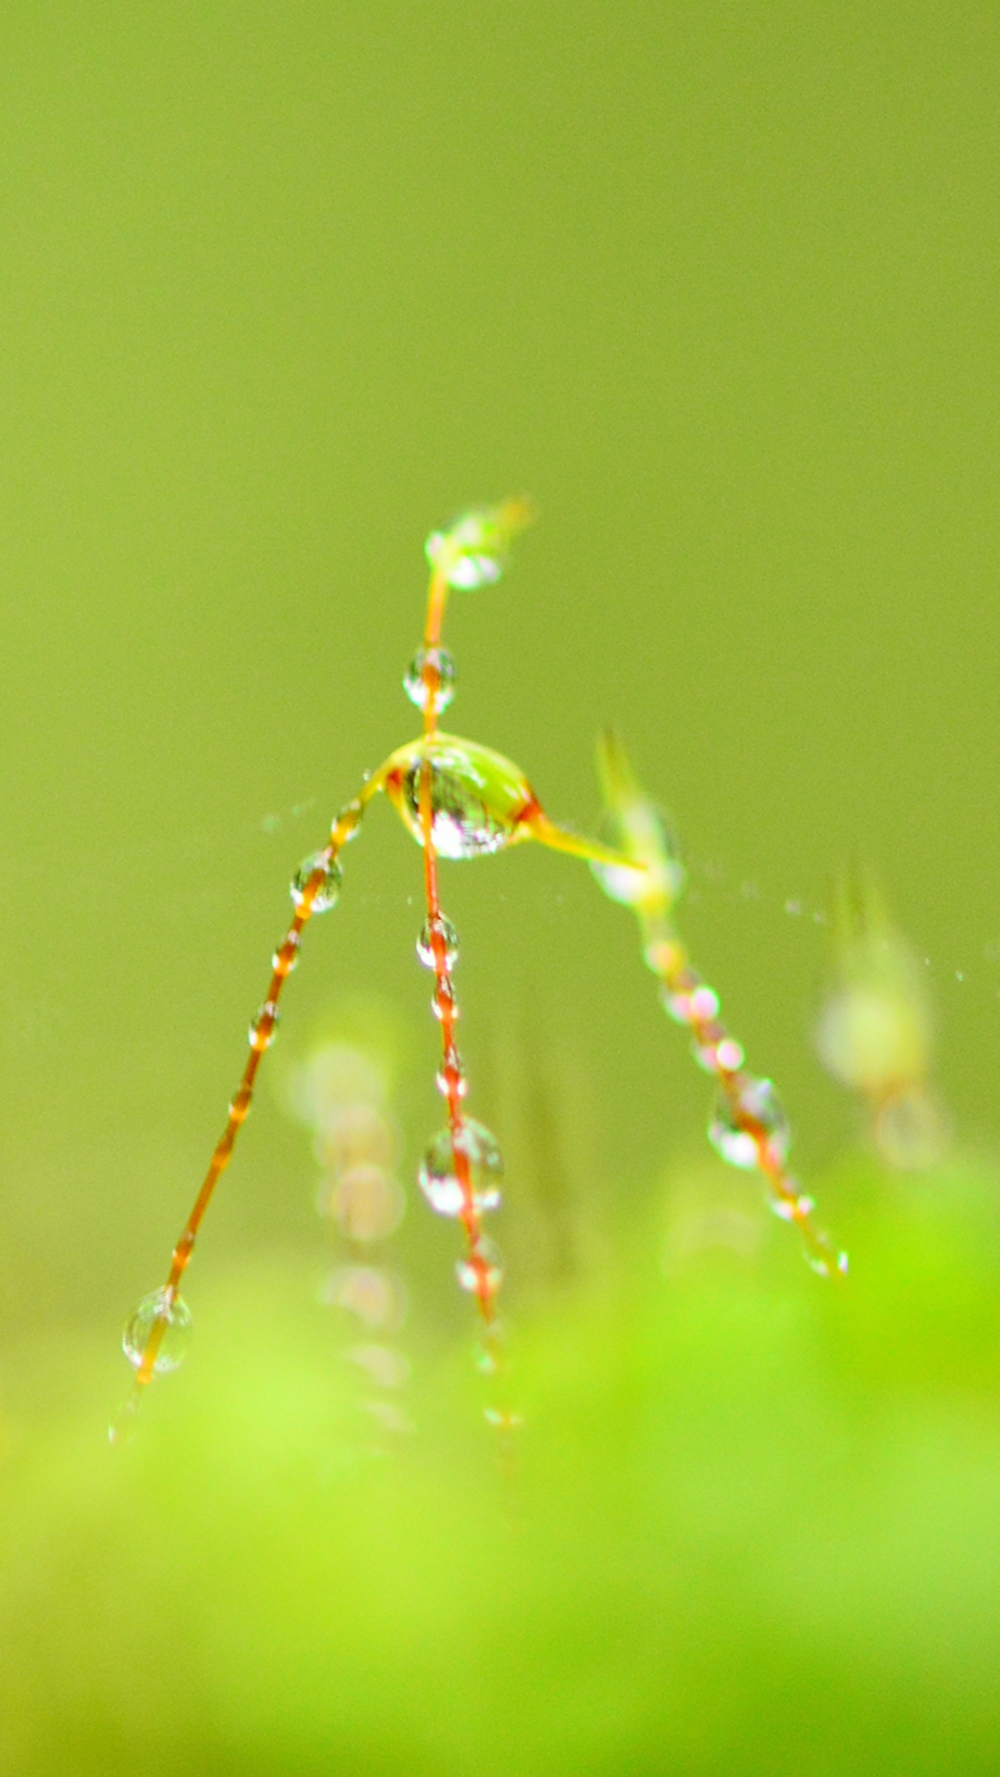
left=816, top=867, right=947, bottom=1168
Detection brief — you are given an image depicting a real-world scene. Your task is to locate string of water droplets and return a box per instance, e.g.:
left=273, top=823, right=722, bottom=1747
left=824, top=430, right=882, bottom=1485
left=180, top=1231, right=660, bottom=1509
left=114, top=812, right=365, bottom=1434
left=405, top=519, right=517, bottom=1410
left=113, top=497, right=646, bottom=1438
left=592, top=730, right=848, bottom=1278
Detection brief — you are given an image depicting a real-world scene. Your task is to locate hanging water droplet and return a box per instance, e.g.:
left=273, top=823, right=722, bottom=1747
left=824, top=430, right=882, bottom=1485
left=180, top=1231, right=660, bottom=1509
left=390, top=738, right=534, bottom=858
left=807, top=1248, right=849, bottom=1278
left=122, top=1288, right=192, bottom=1374
left=404, top=645, right=457, bottom=712
left=456, top=1237, right=504, bottom=1297
left=436, top=1043, right=468, bottom=1098
left=659, top=969, right=703, bottom=1024
left=708, top=1077, right=790, bottom=1170
left=691, top=1030, right=745, bottom=1074
left=770, top=1189, right=815, bottom=1222
left=418, top=1119, right=504, bottom=1217
left=271, top=933, right=300, bottom=975
left=431, top=979, right=459, bottom=1021
left=416, top=914, right=459, bottom=970
left=248, top=1001, right=280, bottom=1049
left=290, top=851, right=343, bottom=913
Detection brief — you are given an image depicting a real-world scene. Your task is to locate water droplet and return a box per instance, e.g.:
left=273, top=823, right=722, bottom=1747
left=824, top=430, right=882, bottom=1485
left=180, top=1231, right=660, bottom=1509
left=689, top=985, right=720, bottom=1021
left=456, top=1237, right=504, bottom=1297
left=807, top=1249, right=849, bottom=1278
left=659, top=969, right=703, bottom=1024
left=271, top=933, right=300, bottom=975
left=416, top=914, right=459, bottom=970
left=123, top=1288, right=192, bottom=1374
left=432, top=979, right=459, bottom=1021
left=708, top=1077, right=790, bottom=1170
left=248, top=1001, right=280, bottom=1049
left=229, top=1087, right=252, bottom=1124
left=643, top=936, right=684, bottom=976
left=436, top=1043, right=468, bottom=1098
left=770, top=1189, right=815, bottom=1222
left=692, top=1032, right=745, bottom=1075
left=404, top=645, right=457, bottom=712
left=418, top=1119, right=504, bottom=1217
left=394, top=739, right=532, bottom=858
left=291, top=851, right=343, bottom=913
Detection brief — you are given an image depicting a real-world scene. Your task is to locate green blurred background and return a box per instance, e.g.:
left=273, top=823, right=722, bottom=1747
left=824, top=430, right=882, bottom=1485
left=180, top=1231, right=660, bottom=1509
left=1, top=3, right=999, bottom=1771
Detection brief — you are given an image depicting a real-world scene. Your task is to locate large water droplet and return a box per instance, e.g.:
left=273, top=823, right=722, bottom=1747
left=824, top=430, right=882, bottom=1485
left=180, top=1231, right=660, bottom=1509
left=390, top=739, right=533, bottom=859
left=708, top=1077, right=790, bottom=1170
left=416, top=914, right=459, bottom=970
left=418, top=1119, right=504, bottom=1217
left=123, top=1288, right=192, bottom=1374
left=291, top=852, right=343, bottom=913
left=404, top=646, right=456, bottom=712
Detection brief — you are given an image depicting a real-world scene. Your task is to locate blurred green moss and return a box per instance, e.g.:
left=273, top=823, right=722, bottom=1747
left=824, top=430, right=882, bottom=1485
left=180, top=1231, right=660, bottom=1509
left=2, top=1153, right=999, bottom=1776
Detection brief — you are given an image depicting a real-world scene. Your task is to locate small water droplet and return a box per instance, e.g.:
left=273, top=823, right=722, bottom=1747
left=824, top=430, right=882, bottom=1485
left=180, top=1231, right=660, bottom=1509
left=770, top=1189, right=815, bottom=1222
left=659, top=969, right=702, bottom=1024
left=432, top=979, right=459, bottom=1021
left=691, top=1032, right=745, bottom=1074
left=123, top=1288, right=192, bottom=1374
left=404, top=645, right=457, bottom=712
left=248, top=1001, right=280, bottom=1049
left=807, top=1248, right=848, bottom=1278
left=456, top=1237, right=504, bottom=1297
left=708, top=1077, right=790, bottom=1170
left=436, top=1044, right=468, bottom=1098
left=229, top=1087, right=252, bottom=1124
left=643, top=936, right=684, bottom=976
left=419, top=1119, right=504, bottom=1217
left=416, top=914, right=459, bottom=970
left=271, top=933, right=300, bottom=975
left=290, top=851, right=343, bottom=913
left=690, top=985, right=720, bottom=1021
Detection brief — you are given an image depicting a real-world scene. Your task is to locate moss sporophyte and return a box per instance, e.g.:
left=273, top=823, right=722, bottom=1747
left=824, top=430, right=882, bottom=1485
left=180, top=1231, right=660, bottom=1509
left=114, top=500, right=845, bottom=1443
